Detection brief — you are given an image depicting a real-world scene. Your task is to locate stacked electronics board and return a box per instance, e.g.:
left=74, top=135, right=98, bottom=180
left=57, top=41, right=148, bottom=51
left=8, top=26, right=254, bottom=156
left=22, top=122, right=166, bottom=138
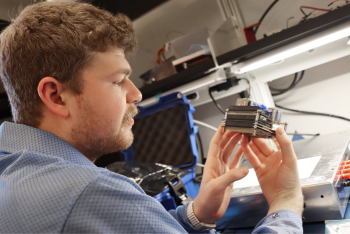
left=223, top=98, right=287, bottom=139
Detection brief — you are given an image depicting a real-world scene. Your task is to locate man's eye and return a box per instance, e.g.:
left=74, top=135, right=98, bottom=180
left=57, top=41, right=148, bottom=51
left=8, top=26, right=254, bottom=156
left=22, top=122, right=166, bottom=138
left=114, top=79, right=125, bottom=85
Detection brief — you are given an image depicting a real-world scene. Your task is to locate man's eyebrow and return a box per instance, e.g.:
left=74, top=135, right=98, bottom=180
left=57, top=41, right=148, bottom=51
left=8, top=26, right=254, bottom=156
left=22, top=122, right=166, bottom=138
left=116, top=68, right=132, bottom=76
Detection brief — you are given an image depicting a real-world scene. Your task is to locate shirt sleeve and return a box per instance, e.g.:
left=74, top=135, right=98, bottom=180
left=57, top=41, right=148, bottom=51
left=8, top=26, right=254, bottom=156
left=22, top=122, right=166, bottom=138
left=168, top=203, right=215, bottom=234
left=252, top=210, right=303, bottom=234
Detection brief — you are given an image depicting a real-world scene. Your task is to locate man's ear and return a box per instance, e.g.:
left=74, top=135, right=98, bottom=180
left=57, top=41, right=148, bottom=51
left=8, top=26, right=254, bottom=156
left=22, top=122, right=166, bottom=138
left=37, top=77, right=69, bottom=118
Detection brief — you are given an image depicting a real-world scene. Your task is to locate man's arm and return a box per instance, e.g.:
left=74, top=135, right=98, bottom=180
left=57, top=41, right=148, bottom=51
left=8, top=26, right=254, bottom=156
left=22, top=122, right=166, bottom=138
left=62, top=173, right=190, bottom=233
left=253, top=209, right=302, bottom=233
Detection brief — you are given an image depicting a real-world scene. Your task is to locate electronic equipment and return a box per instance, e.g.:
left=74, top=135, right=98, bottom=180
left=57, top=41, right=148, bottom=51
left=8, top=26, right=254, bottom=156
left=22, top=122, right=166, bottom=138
left=223, top=98, right=287, bottom=139
left=217, top=130, right=350, bottom=230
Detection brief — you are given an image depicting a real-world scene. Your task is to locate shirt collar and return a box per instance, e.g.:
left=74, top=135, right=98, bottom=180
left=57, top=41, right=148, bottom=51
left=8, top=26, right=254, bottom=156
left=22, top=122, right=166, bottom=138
left=0, top=121, right=96, bottom=168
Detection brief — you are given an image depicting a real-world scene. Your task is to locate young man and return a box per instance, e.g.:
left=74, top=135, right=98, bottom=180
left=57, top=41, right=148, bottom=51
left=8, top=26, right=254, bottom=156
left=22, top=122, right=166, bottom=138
left=0, top=2, right=303, bottom=233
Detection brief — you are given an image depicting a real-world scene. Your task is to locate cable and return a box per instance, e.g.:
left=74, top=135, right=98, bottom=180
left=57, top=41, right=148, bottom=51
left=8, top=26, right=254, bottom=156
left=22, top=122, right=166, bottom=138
left=255, top=0, right=279, bottom=35
left=208, top=88, right=225, bottom=114
left=270, top=71, right=305, bottom=96
left=270, top=73, right=298, bottom=92
left=300, top=6, right=330, bottom=16
left=155, top=45, right=171, bottom=65
left=287, top=133, right=320, bottom=136
left=193, top=120, right=218, bottom=132
left=286, top=16, right=295, bottom=28
left=196, top=132, right=205, bottom=174
left=329, top=0, right=350, bottom=6
left=275, top=104, right=350, bottom=123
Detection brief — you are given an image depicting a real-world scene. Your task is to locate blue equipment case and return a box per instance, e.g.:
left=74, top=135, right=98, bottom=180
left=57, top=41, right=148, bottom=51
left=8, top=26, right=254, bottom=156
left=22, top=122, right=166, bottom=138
left=108, top=92, right=199, bottom=210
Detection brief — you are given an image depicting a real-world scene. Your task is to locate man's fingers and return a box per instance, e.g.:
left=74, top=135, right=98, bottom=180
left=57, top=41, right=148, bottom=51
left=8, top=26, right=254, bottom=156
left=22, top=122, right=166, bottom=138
left=220, top=131, right=237, bottom=149
left=273, top=139, right=281, bottom=151
left=229, top=146, right=244, bottom=169
left=251, top=138, right=274, bottom=156
left=208, top=125, right=235, bottom=156
left=275, top=127, right=297, bottom=166
left=240, top=135, right=262, bottom=169
left=222, top=133, right=241, bottom=164
left=248, top=141, right=267, bottom=162
left=215, top=167, right=249, bottom=191
left=206, top=125, right=227, bottom=161
left=209, top=125, right=226, bottom=147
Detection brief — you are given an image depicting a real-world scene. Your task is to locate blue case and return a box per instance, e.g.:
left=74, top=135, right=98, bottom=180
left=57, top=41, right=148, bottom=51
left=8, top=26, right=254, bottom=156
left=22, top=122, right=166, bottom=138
left=121, top=92, right=199, bottom=210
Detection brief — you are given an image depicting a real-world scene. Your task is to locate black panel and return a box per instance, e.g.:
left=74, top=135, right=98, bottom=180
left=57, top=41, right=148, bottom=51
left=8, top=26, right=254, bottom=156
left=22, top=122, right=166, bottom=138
left=92, top=0, right=169, bottom=21
left=95, top=151, right=125, bottom=168
left=1, top=20, right=15, bottom=119
left=0, top=19, right=10, bottom=31
left=0, top=93, right=12, bottom=119
left=217, top=4, right=350, bottom=65
left=132, top=104, right=194, bottom=167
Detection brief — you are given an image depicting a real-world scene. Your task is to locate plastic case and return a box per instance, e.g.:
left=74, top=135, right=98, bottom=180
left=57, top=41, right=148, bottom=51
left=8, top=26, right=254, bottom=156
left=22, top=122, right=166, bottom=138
left=108, top=92, right=199, bottom=210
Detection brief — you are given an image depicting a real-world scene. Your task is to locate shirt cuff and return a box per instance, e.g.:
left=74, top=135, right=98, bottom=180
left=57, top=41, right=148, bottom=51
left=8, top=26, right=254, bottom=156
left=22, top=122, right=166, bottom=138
left=169, top=203, right=215, bottom=234
left=253, top=209, right=303, bottom=234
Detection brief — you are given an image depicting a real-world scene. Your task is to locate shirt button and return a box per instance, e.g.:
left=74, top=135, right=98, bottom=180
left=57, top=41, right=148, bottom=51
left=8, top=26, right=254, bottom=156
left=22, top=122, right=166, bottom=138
left=272, top=213, right=280, bottom=218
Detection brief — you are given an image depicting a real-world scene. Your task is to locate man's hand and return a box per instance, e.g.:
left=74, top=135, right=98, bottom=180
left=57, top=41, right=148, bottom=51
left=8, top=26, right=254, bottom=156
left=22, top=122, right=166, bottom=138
left=240, top=127, right=303, bottom=217
left=193, top=125, right=248, bottom=224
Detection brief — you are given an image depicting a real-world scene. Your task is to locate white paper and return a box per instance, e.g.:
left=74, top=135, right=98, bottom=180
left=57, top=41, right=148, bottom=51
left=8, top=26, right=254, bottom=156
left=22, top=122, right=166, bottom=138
left=339, top=226, right=350, bottom=234
left=297, top=156, right=321, bottom=179
left=234, top=156, right=322, bottom=189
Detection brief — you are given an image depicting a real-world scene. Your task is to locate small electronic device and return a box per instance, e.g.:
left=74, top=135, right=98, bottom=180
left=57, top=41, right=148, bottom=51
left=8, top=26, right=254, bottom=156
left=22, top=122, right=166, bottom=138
left=222, top=98, right=287, bottom=139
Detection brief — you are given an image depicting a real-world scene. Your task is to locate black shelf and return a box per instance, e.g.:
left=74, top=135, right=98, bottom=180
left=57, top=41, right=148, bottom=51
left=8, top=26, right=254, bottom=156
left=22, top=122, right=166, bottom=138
left=139, top=58, right=215, bottom=100
left=216, top=3, right=350, bottom=65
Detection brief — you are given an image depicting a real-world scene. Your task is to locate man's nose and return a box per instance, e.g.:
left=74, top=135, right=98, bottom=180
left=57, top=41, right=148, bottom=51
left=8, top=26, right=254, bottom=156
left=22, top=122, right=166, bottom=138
left=127, top=80, right=142, bottom=104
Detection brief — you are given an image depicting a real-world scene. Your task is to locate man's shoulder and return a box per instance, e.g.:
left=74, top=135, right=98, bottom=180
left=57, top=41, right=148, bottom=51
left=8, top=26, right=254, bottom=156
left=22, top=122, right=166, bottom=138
left=0, top=149, right=147, bottom=233
left=0, top=149, right=139, bottom=192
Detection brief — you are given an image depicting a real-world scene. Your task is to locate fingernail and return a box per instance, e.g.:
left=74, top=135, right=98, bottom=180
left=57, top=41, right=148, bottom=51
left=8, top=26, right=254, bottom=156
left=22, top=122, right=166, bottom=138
left=239, top=168, right=244, bottom=174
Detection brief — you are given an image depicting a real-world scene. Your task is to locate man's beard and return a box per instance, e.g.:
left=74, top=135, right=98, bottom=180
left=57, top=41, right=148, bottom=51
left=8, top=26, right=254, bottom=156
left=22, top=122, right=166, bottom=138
left=70, top=99, right=139, bottom=162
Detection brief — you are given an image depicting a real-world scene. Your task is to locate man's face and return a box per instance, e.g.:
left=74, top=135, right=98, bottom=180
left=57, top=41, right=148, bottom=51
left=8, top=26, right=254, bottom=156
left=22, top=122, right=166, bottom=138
left=69, top=48, right=142, bottom=161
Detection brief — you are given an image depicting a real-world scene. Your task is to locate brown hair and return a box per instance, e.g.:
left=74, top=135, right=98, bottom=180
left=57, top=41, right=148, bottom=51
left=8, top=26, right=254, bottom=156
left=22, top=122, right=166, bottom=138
left=0, top=1, right=136, bottom=127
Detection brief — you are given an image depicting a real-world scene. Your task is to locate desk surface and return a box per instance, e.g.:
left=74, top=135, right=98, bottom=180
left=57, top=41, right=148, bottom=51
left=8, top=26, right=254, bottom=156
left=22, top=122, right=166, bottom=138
left=218, top=199, right=350, bottom=233
left=193, top=182, right=350, bottom=233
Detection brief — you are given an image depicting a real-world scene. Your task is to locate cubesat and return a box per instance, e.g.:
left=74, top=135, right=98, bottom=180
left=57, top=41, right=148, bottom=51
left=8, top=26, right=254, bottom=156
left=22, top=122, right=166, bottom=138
left=223, top=98, right=287, bottom=139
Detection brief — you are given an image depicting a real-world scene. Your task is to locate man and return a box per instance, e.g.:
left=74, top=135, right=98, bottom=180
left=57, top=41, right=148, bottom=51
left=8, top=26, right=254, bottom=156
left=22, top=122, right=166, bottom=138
left=0, top=2, right=303, bottom=233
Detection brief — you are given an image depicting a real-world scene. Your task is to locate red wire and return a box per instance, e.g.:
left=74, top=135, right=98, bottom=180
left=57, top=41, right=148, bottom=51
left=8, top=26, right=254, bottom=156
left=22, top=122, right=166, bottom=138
left=333, top=0, right=350, bottom=3
left=300, top=6, right=331, bottom=16
left=155, top=45, right=171, bottom=65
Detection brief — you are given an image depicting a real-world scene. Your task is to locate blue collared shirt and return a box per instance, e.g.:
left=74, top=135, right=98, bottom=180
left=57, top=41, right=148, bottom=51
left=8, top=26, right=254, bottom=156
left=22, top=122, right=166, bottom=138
left=0, top=122, right=302, bottom=233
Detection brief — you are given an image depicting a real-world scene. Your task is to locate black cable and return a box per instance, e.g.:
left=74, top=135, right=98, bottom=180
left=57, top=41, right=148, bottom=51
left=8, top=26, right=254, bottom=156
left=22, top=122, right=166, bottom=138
left=287, top=133, right=320, bottom=136
left=208, top=88, right=225, bottom=114
left=271, top=71, right=305, bottom=96
left=270, top=73, right=298, bottom=92
left=275, top=104, right=350, bottom=123
left=196, top=132, right=205, bottom=175
left=255, top=0, right=279, bottom=34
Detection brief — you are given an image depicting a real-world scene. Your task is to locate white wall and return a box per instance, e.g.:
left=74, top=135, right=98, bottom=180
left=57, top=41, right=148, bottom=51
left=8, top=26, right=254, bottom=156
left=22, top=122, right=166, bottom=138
left=0, top=0, right=33, bottom=21
left=270, top=55, right=350, bottom=137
